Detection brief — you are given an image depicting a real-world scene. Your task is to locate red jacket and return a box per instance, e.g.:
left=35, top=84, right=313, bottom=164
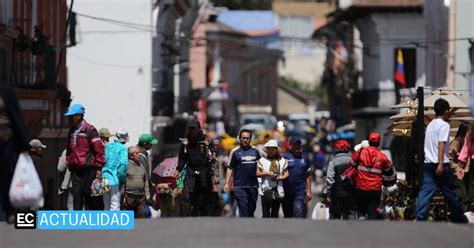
left=351, top=146, right=393, bottom=191
left=66, top=120, right=105, bottom=171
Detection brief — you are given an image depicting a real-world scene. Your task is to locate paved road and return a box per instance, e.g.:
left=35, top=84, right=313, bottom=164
left=1, top=218, right=473, bottom=248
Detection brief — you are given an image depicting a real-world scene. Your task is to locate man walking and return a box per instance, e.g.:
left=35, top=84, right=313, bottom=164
left=65, top=103, right=105, bottom=210
left=102, top=129, right=129, bottom=210
left=351, top=132, right=395, bottom=220
left=415, top=99, right=465, bottom=222
left=123, top=146, right=150, bottom=218
left=326, top=140, right=355, bottom=219
left=177, top=119, right=213, bottom=216
left=282, top=138, right=312, bottom=218
left=224, top=129, right=261, bottom=217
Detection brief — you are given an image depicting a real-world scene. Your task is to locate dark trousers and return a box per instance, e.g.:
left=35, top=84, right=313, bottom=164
left=208, top=192, right=221, bottom=217
left=233, top=187, right=258, bottom=217
left=355, top=189, right=381, bottom=220
left=415, top=163, right=464, bottom=222
left=123, top=194, right=146, bottom=218
left=330, top=194, right=356, bottom=220
left=70, top=168, right=104, bottom=210
left=261, top=196, right=280, bottom=218
left=0, top=139, right=16, bottom=221
left=453, top=166, right=474, bottom=212
left=282, top=194, right=306, bottom=218
left=182, top=172, right=211, bottom=217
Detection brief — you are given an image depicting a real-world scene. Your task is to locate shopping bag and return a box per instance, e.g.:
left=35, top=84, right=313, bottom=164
left=311, top=202, right=328, bottom=220
left=9, top=152, right=44, bottom=208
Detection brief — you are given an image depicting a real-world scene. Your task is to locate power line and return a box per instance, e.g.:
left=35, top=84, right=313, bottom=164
left=68, top=53, right=149, bottom=68
left=76, top=12, right=155, bottom=29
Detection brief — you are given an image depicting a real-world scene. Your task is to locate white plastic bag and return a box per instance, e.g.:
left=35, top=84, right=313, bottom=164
left=9, top=152, right=44, bottom=208
left=311, top=202, right=328, bottom=220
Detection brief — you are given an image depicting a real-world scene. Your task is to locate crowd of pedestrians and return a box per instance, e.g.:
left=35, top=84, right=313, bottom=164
left=0, top=93, right=473, bottom=223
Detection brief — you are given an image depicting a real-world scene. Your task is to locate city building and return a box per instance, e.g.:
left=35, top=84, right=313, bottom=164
left=0, top=0, right=71, bottom=209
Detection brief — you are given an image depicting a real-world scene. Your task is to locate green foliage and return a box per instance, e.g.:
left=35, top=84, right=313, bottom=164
left=279, top=75, right=325, bottom=99
left=211, top=0, right=272, bottom=10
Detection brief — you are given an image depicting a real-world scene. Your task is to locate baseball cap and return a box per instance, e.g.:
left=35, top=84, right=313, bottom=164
left=98, top=128, right=113, bottom=138
left=188, top=119, right=201, bottom=129
left=334, top=140, right=350, bottom=151
left=115, top=129, right=129, bottom=143
left=139, top=133, right=158, bottom=145
left=290, top=137, right=302, bottom=146
left=369, top=132, right=381, bottom=143
left=65, top=103, right=85, bottom=116
left=30, top=139, right=46, bottom=149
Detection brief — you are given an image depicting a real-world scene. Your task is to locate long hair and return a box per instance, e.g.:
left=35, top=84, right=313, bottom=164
left=455, top=122, right=470, bottom=146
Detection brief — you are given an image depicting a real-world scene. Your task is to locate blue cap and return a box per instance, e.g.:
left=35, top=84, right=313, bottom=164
left=290, top=137, right=302, bottom=145
left=65, top=104, right=85, bottom=116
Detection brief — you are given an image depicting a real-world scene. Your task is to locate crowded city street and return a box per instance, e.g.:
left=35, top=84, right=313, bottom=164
left=0, top=0, right=473, bottom=247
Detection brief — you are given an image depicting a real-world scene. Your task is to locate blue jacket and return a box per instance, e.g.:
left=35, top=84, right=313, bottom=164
left=102, top=141, right=128, bottom=186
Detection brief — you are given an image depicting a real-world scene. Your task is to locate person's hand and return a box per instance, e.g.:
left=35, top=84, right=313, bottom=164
left=270, top=174, right=278, bottom=181
left=224, top=183, right=230, bottom=193
left=326, top=196, right=331, bottom=203
left=456, top=169, right=465, bottom=180
left=435, top=164, right=444, bottom=175
left=174, top=171, right=181, bottom=179
left=306, top=191, right=312, bottom=201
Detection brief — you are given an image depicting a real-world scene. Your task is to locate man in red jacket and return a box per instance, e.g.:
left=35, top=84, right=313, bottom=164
left=65, top=104, right=106, bottom=210
left=352, top=132, right=395, bottom=220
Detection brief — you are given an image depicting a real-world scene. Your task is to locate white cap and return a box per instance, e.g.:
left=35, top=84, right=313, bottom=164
left=115, top=129, right=129, bottom=143
left=264, top=140, right=279, bottom=148
left=30, top=139, right=46, bottom=149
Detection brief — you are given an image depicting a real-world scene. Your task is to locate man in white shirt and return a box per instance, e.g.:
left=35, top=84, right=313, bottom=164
left=415, top=98, right=465, bottom=222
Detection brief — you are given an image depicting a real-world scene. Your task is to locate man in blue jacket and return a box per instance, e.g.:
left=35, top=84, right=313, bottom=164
left=102, top=129, right=129, bottom=210
left=282, top=138, right=312, bottom=218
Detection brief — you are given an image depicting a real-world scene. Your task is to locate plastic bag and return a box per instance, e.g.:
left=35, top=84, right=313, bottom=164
left=9, top=152, right=44, bottom=208
left=311, top=202, right=328, bottom=220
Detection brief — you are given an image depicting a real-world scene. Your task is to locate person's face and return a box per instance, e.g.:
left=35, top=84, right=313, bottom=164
left=101, top=136, right=109, bottom=143
left=31, top=147, right=43, bottom=155
left=267, top=147, right=278, bottom=157
left=130, top=149, right=140, bottom=162
left=189, top=127, right=199, bottom=138
left=291, top=144, right=302, bottom=155
left=95, top=171, right=102, bottom=179
left=144, top=143, right=153, bottom=150
left=69, top=115, right=83, bottom=127
left=442, top=110, right=451, bottom=121
left=239, top=132, right=251, bottom=147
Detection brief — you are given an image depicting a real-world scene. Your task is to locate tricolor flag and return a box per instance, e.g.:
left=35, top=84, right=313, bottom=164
left=395, top=49, right=406, bottom=88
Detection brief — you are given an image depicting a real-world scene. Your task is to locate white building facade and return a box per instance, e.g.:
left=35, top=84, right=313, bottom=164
left=67, top=0, right=153, bottom=145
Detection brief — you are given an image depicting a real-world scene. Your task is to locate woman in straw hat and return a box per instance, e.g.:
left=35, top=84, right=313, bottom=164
left=256, top=140, right=288, bottom=218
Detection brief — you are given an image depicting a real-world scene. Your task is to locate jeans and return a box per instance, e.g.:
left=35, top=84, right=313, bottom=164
left=233, top=187, right=258, bottom=217
left=282, top=194, right=306, bottom=218
left=103, top=185, right=121, bottom=210
left=70, top=168, right=104, bottom=210
left=415, top=163, right=464, bottom=222
left=355, top=189, right=381, bottom=220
